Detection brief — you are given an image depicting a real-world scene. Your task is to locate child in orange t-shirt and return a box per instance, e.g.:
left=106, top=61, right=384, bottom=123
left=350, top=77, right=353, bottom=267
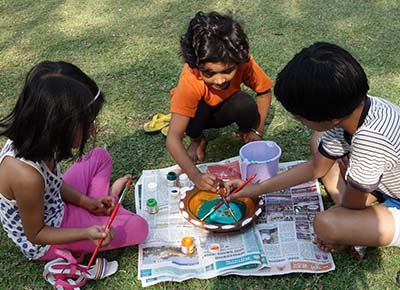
left=167, top=11, right=273, bottom=192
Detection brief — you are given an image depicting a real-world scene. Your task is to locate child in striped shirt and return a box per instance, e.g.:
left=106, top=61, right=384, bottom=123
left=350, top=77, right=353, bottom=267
left=228, top=42, right=400, bottom=254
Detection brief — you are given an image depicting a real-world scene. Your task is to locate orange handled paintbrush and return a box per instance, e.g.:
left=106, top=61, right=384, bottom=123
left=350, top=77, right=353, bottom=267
left=87, top=178, right=132, bottom=269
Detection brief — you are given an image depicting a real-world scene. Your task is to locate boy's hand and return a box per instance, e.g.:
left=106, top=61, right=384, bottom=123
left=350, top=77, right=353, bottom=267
left=86, top=196, right=116, bottom=215
left=87, top=225, right=115, bottom=247
left=226, top=179, right=260, bottom=200
left=193, top=173, right=217, bottom=192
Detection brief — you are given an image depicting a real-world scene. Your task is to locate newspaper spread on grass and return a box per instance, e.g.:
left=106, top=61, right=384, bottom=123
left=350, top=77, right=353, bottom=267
left=135, top=156, right=335, bottom=287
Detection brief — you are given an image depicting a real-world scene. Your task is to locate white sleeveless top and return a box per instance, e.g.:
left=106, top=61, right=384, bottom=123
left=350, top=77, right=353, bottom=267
left=0, top=139, right=64, bottom=260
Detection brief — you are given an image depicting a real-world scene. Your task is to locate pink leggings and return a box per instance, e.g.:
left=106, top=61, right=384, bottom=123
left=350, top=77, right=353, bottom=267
left=40, top=148, right=148, bottom=261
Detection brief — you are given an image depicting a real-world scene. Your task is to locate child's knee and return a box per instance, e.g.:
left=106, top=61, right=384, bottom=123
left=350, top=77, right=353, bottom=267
left=241, top=100, right=258, bottom=116
left=234, top=92, right=257, bottom=114
left=313, top=211, right=340, bottom=242
left=131, top=215, right=149, bottom=244
left=387, top=207, right=400, bottom=247
left=87, top=147, right=112, bottom=164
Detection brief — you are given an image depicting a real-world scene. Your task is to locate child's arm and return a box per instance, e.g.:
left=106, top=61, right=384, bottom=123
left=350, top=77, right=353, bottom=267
left=61, top=182, right=115, bottom=215
left=255, top=89, right=272, bottom=134
left=239, top=90, right=273, bottom=143
left=166, top=113, right=217, bottom=192
left=12, top=164, right=112, bottom=246
left=242, top=56, right=273, bottom=141
left=228, top=151, right=336, bottom=199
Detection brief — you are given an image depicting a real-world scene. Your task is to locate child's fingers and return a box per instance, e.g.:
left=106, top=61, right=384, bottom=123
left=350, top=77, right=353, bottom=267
left=200, top=173, right=218, bottom=192
left=227, top=187, right=255, bottom=201
left=89, top=226, right=107, bottom=240
left=227, top=191, right=242, bottom=201
left=102, top=196, right=115, bottom=207
left=101, top=227, right=115, bottom=247
left=109, top=227, right=115, bottom=239
left=100, top=225, right=114, bottom=235
left=225, top=179, right=244, bottom=192
left=89, top=200, right=105, bottom=214
left=105, top=206, right=115, bottom=216
left=225, top=179, right=243, bottom=186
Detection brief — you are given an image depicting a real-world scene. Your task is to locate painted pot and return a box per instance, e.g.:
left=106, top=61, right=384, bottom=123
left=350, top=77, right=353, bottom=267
left=179, top=187, right=264, bottom=233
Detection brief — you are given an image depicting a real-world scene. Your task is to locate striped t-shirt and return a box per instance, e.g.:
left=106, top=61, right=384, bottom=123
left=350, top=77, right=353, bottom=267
left=318, top=96, right=400, bottom=198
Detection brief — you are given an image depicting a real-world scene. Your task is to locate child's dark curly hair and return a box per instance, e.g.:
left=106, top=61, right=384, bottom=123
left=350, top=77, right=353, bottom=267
left=180, top=11, right=249, bottom=69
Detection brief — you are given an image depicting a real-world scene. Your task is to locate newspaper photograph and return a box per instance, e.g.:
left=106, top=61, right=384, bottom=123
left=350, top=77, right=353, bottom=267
left=135, top=157, right=335, bottom=287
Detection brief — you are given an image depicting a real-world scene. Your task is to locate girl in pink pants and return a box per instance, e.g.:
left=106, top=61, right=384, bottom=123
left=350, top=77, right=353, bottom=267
left=39, top=147, right=148, bottom=261
left=0, top=61, right=148, bottom=263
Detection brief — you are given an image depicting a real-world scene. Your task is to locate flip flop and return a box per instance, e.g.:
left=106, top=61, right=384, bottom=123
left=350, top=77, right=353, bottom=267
left=43, top=256, right=118, bottom=289
left=143, top=113, right=171, bottom=134
left=161, top=125, right=169, bottom=137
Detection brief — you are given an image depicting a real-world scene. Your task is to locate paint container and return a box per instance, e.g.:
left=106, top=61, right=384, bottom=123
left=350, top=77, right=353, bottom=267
left=239, top=141, right=281, bottom=182
left=147, top=182, right=157, bottom=193
left=146, top=198, right=159, bottom=214
left=168, top=187, right=180, bottom=199
left=178, top=173, right=190, bottom=187
left=181, top=236, right=194, bottom=255
left=166, top=171, right=177, bottom=187
left=180, top=186, right=191, bottom=199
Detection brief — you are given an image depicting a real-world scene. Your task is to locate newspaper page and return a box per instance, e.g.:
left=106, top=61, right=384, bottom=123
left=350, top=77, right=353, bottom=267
left=249, top=160, right=335, bottom=275
left=135, top=159, right=268, bottom=287
left=135, top=157, right=335, bottom=286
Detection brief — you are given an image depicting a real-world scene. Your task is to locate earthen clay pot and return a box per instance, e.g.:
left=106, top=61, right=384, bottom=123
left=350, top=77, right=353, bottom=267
left=179, top=187, right=264, bottom=232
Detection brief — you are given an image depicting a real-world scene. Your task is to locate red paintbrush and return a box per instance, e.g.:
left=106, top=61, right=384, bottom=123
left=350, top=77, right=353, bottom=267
left=87, top=178, right=132, bottom=269
left=200, top=173, right=257, bottom=221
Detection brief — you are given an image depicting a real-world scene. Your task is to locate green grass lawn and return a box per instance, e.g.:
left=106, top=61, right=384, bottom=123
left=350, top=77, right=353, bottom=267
left=1, top=0, right=400, bottom=289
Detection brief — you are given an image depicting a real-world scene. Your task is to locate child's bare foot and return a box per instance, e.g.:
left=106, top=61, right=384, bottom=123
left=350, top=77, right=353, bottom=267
left=315, top=236, right=348, bottom=252
left=187, top=136, right=206, bottom=164
left=111, top=174, right=132, bottom=196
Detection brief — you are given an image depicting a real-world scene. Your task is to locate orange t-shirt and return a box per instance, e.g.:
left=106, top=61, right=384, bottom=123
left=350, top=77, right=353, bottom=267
left=169, top=55, right=273, bottom=118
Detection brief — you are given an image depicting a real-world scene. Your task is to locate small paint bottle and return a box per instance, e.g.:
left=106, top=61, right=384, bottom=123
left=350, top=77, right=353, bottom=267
left=147, top=182, right=157, bottom=194
left=168, top=186, right=180, bottom=199
left=181, top=236, right=194, bottom=255
left=166, top=171, right=177, bottom=187
left=146, top=198, right=159, bottom=214
left=179, top=186, right=191, bottom=199
left=178, top=173, right=190, bottom=187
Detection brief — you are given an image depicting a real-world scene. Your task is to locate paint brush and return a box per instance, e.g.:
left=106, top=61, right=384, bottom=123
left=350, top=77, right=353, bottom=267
left=200, top=173, right=257, bottom=222
left=87, top=178, right=132, bottom=269
left=216, top=180, right=238, bottom=221
left=220, top=194, right=238, bottom=222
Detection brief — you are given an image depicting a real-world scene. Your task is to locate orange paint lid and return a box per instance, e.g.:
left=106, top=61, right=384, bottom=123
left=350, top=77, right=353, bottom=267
left=181, top=237, right=193, bottom=246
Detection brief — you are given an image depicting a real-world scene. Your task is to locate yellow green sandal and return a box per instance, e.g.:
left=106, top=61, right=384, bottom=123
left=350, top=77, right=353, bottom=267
left=143, top=113, right=171, bottom=134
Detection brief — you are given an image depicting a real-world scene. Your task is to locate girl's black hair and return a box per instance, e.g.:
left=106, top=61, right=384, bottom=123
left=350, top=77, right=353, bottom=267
left=180, top=11, right=250, bottom=69
left=0, top=61, right=104, bottom=162
left=274, top=42, right=369, bottom=122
